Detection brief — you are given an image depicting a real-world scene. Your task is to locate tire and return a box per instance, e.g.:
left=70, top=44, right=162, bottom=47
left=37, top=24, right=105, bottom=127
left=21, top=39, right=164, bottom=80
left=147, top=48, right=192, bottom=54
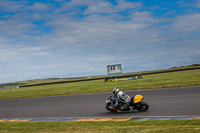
left=135, top=101, right=149, bottom=111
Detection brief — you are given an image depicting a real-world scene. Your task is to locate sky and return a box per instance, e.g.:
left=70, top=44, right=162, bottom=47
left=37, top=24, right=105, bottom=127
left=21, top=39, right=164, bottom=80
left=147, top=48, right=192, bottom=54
left=0, top=0, right=200, bottom=83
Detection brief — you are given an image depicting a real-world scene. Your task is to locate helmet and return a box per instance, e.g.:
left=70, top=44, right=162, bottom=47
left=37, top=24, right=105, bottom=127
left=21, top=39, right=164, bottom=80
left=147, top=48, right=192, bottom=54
left=113, top=88, right=119, bottom=94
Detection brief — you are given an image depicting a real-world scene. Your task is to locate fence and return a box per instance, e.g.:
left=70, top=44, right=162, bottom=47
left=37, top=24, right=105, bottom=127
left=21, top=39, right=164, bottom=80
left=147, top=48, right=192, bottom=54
left=0, top=86, right=19, bottom=90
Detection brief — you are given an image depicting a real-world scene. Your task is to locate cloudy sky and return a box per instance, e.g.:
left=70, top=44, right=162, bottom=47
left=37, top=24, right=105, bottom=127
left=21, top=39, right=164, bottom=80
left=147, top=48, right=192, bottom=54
left=0, top=0, right=200, bottom=83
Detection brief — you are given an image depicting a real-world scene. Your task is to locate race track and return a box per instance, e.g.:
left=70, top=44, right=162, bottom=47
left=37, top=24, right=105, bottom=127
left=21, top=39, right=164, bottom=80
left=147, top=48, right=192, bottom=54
left=0, top=87, right=200, bottom=118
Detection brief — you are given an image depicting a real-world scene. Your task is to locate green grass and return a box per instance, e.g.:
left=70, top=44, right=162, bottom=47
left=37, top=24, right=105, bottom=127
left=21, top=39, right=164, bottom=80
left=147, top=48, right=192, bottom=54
left=0, top=120, right=200, bottom=133
left=0, top=69, right=200, bottom=99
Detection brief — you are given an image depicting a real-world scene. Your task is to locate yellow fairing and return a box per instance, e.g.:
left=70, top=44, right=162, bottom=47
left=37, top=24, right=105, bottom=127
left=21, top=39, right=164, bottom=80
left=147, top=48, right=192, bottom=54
left=106, top=100, right=111, bottom=103
left=134, top=95, right=143, bottom=103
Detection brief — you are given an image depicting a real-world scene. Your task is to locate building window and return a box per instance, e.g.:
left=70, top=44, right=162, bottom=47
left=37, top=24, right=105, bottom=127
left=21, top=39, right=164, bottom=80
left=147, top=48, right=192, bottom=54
left=110, top=66, right=115, bottom=71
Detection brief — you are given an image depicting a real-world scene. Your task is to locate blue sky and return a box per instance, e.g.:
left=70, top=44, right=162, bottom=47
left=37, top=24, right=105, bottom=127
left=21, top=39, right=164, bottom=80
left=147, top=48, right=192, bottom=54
left=0, top=0, right=200, bottom=83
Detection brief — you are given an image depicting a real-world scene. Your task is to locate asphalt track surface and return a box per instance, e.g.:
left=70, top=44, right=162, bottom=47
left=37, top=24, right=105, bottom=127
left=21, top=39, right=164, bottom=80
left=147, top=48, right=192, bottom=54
left=0, top=87, right=200, bottom=118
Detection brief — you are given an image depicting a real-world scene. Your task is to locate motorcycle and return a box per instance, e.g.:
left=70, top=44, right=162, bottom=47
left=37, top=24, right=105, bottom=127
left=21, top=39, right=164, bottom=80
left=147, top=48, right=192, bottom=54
left=106, top=94, right=149, bottom=112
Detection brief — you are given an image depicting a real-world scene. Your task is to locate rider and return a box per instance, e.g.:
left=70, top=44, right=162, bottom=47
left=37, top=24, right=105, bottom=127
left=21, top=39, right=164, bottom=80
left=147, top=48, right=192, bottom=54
left=113, top=88, right=131, bottom=110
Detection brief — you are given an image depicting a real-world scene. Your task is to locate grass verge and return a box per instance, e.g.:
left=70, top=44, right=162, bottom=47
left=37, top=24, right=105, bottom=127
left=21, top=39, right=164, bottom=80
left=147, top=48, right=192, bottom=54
left=0, top=120, right=200, bottom=133
left=0, top=69, right=200, bottom=99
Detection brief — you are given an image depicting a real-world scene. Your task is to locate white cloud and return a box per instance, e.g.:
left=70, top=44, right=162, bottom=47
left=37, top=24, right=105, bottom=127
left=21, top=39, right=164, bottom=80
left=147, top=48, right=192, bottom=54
left=130, top=11, right=159, bottom=23
left=83, top=0, right=142, bottom=14
left=115, top=0, right=142, bottom=10
left=84, top=2, right=113, bottom=14
left=0, top=0, right=27, bottom=12
left=19, top=47, right=42, bottom=51
left=197, top=0, right=200, bottom=8
left=25, top=2, right=53, bottom=12
left=171, top=13, right=200, bottom=33
left=55, top=0, right=142, bottom=14
left=0, top=18, right=36, bottom=38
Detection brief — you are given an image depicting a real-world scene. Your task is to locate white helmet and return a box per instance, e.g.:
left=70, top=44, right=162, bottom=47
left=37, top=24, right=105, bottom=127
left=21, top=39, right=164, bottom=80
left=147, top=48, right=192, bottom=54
left=113, top=88, right=119, bottom=94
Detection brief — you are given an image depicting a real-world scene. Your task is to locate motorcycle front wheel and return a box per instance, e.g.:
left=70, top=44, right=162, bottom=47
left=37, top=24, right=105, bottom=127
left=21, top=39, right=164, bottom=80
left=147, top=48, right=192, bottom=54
left=135, top=101, right=149, bottom=111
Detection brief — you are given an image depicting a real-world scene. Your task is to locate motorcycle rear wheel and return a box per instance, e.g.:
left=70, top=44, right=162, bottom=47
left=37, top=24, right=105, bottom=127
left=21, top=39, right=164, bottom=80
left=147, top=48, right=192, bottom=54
left=135, top=101, right=149, bottom=111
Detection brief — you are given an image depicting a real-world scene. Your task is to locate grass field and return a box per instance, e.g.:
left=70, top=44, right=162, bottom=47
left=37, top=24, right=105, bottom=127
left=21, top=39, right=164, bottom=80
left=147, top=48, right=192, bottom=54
left=0, top=69, right=200, bottom=99
left=0, top=120, right=200, bottom=133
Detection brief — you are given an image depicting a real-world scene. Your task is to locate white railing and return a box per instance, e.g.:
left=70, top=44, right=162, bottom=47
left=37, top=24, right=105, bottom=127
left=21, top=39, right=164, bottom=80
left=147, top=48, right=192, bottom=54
left=0, top=86, right=19, bottom=90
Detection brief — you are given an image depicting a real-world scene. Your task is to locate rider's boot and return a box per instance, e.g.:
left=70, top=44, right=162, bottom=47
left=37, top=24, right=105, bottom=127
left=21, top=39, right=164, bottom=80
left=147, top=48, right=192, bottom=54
left=128, top=106, right=133, bottom=111
left=121, top=104, right=128, bottom=110
left=113, top=102, right=118, bottom=107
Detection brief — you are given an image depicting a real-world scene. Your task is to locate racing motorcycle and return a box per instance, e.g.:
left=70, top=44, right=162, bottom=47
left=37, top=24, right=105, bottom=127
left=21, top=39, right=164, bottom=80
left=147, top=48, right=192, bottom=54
left=106, top=94, right=149, bottom=112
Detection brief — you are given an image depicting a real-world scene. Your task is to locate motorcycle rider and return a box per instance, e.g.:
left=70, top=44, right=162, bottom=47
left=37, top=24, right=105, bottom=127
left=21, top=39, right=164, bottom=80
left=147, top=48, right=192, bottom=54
left=113, top=88, right=131, bottom=110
